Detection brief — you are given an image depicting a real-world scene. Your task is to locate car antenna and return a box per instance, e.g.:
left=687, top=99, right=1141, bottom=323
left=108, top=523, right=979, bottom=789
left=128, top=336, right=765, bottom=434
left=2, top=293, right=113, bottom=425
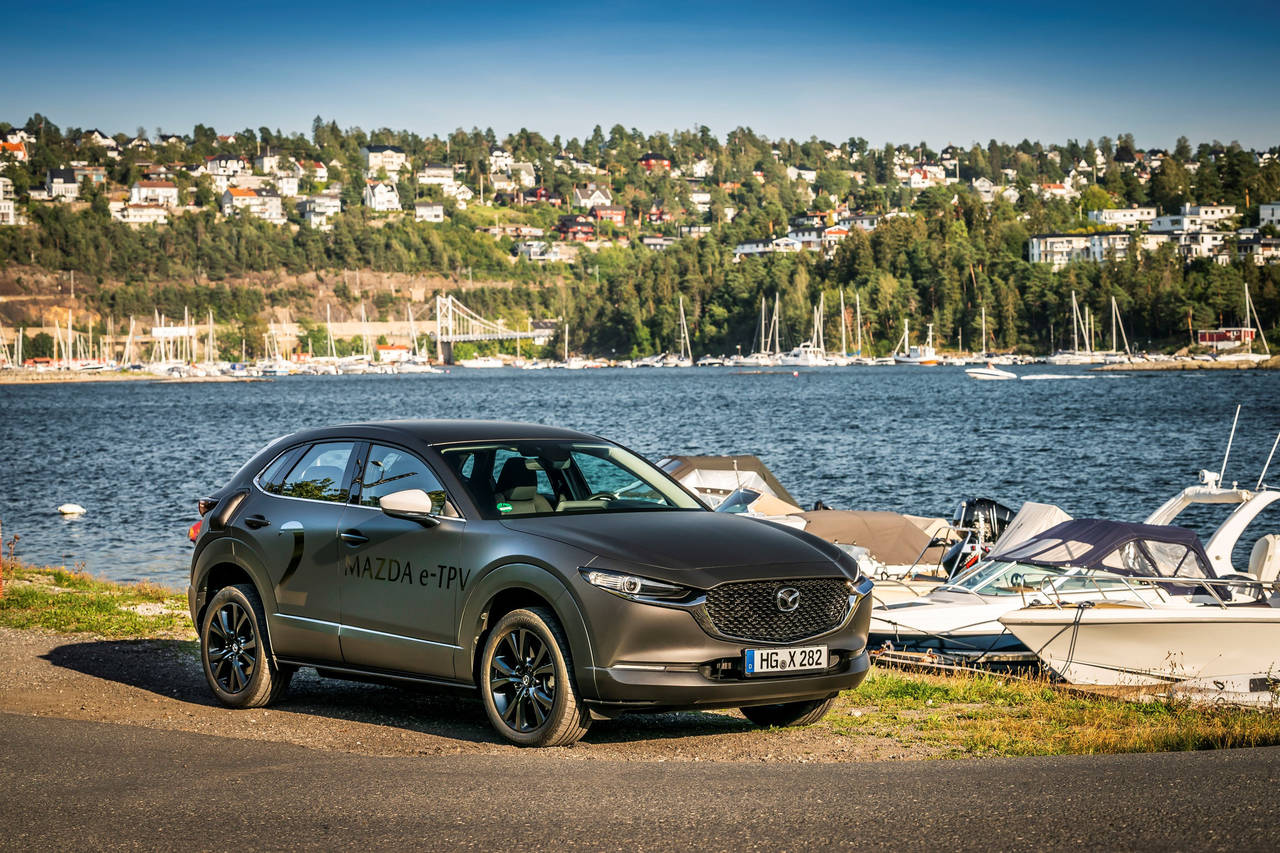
left=1220, top=403, right=1241, bottom=486
left=1257, top=428, right=1280, bottom=490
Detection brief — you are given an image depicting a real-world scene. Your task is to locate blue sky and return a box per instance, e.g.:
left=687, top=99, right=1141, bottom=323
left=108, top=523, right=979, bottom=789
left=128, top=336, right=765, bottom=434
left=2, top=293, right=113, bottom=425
left=3, top=1, right=1278, bottom=148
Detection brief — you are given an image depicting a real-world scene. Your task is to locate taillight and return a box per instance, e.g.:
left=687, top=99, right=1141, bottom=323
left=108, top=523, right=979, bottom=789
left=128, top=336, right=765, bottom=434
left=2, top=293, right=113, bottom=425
left=188, top=519, right=203, bottom=542
left=198, top=497, right=218, bottom=516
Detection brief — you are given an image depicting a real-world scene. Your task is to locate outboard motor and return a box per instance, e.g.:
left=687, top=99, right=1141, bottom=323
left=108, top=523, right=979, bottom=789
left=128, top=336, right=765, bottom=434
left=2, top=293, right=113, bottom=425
left=953, top=498, right=1017, bottom=544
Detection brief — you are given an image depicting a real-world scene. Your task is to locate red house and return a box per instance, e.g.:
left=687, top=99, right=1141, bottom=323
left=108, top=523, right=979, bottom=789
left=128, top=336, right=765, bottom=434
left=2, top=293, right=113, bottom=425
left=639, top=152, right=672, bottom=172
left=592, top=205, right=627, bottom=226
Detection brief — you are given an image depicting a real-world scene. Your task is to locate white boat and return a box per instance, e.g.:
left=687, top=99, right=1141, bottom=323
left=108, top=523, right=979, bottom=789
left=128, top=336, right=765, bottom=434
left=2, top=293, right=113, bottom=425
left=893, top=319, right=939, bottom=365
left=869, top=452, right=1280, bottom=661
left=778, top=341, right=830, bottom=367
left=457, top=355, right=505, bottom=369
left=965, top=363, right=1016, bottom=381
left=1047, top=291, right=1104, bottom=364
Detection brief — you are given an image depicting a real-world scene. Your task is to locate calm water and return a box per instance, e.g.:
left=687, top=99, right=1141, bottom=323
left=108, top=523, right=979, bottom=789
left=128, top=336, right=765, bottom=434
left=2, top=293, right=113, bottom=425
left=3, top=366, right=1280, bottom=586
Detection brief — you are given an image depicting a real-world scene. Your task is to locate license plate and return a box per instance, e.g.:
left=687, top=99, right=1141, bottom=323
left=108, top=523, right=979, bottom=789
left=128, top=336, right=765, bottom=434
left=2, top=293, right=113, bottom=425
left=744, top=645, right=828, bottom=676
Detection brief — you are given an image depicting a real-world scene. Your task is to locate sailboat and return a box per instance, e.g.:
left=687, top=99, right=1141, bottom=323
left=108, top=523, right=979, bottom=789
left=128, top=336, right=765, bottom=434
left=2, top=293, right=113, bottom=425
left=1097, top=296, right=1134, bottom=364
left=660, top=297, right=695, bottom=367
left=735, top=294, right=780, bottom=366
left=779, top=296, right=833, bottom=366
left=893, top=319, right=939, bottom=365
left=1048, top=291, right=1102, bottom=365
left=398, top=304, right=442, bottom=373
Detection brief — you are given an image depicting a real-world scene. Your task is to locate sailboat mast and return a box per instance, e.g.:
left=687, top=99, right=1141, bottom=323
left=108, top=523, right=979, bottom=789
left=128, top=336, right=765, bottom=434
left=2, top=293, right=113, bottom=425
left=855, top=293, right=862, bottom=355
left=839, top=290, right=847, bottom=356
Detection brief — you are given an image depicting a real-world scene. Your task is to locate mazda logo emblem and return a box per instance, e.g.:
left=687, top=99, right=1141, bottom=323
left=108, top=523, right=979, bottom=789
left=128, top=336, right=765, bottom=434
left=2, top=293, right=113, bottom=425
left=775, top=587, right=800, bottom=612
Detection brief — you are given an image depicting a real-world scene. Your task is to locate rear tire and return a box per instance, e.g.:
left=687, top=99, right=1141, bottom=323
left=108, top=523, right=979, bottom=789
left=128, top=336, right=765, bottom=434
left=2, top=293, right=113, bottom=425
left=741, top=695, right=837, bottom=728
left=200, top=583, right=291, bottom=708
left=480, top=607, right=590, bottom=747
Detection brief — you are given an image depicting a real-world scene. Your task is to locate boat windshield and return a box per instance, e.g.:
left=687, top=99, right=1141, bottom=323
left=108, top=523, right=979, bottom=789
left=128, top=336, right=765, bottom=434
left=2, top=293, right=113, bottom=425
left=438, top=440, right=704, bottom=520
left=945, top=561, right=1139, bottom=597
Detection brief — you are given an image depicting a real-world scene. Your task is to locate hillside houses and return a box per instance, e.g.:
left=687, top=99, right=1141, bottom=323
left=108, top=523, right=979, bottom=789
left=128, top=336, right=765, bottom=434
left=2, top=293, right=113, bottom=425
left=571, top=183, right=613, bottom=209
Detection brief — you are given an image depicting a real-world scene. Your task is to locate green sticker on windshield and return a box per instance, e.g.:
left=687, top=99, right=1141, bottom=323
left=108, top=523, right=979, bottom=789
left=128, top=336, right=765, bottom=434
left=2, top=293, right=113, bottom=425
left=497, top=502, right=513, bottom=514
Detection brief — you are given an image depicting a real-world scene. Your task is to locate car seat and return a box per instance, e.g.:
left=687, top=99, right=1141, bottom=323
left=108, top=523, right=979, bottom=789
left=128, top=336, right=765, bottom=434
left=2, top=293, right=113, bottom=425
left=494, top=458, right=552, bottom=514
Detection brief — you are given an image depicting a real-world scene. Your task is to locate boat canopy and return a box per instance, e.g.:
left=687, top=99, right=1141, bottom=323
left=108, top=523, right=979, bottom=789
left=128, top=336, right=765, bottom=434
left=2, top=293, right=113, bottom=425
left=992, top=519, right=1215, bottom=579
left=657, top=454, right=799, bottom=509
left=989, top=502, right=1074, bottom=559
left=795, top=510, right=953, bottom=566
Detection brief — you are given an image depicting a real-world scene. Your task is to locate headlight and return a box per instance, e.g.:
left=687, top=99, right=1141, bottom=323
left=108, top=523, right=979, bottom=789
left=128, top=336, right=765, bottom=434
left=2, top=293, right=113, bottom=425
left=581, top=568, right=689, bottom=601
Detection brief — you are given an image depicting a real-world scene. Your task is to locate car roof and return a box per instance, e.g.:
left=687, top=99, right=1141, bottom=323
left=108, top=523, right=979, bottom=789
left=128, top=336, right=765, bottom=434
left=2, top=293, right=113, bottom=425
left=286, top=419, right=603, bottom=447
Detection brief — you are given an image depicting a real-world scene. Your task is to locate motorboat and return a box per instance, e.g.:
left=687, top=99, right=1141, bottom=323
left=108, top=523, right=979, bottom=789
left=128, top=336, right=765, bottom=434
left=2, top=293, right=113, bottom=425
left=457, top=355, right=506, bottom=368
left=871, top=518, right=1213, bottom=663
left=965, top=363, right=1016, bottom=381
left=893, top=320, right=939, bottom=366
left=778, top=342, right=830, bottom=367
left=999, top=534, right=1280, bottom=688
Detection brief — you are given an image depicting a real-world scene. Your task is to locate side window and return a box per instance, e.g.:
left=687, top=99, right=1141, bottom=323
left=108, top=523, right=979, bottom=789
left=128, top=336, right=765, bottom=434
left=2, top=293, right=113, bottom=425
left=258, top=447, right=301, bottom=495
left=492, top=448, right=553, bottom=498
left=279, top=442, right=356, bottom=502
left=359, top=444, right=445, bottom=508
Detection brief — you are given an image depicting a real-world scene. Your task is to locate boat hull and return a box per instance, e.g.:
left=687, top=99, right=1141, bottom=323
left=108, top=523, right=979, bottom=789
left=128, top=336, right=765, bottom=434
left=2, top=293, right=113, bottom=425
left=1000, top=606, right=1280, bottom=685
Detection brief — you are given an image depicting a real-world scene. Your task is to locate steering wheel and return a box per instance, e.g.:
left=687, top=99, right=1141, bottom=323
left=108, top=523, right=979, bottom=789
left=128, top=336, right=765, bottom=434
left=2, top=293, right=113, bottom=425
left=586, top=491, right=618, bottom=502
left=1010, top=572, right=1025, bottom=588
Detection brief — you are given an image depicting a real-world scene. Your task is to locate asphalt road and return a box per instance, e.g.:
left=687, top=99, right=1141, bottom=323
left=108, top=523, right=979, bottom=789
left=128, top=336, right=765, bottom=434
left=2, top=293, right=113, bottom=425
left=3, top=711, right=1279, bottom=851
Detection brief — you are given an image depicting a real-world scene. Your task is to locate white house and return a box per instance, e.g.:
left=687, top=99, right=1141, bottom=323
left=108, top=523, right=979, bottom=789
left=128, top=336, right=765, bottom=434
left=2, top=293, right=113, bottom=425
left=362, top=145, right=408, bottom=177
left=511, top=162, right=536, bottom=188
left=416, top=163, right=454, bottom=186
left=786, top=165, right=817, bottom=183
left=1087, top=207, right=1157, bottom=229
left=1183, top=203, right=1236, bottom=222
left=0, top=198, right=17, bottom=226
left=688, top=158, right=713, bottom=179
left=489, top=148, right=514, bottom=173
left=490, top=173, right=516, bottom=193
left=572, top=183, right=613, bottom=209
left=130, top=180, right=179, bottom=207
left=221, top=188, right=285, bottom=224
left=1035, top=182, right=1080, bottom=201
left=1261, top=202, right=1280, bottom=228
left=0, top=176, right=13, bottom=200
left=414, top=200, right=444, bottom=222
left=363, top=180, right=401, bottom=212
left=689, top=188, right=712, bottom=212
left=443, top=182, right=473, bottom=203
left=299, top=192, right=342, bottom=220
left=1027, top=233, right=1091, bottom=269
left=206, top=153, right=246, bottom=176
left=303, top=209, right=331, bottom=231
left=46, top=169, right=81, bottom=201
left=842, top=213, right=881, bottom=232
left=274, top=175, right=299, bottom=197
left=254, top=151, right=280, bottom=174
left=80, top=129, right=118, bottom=152
left=113, top=203, right=169, bottom=226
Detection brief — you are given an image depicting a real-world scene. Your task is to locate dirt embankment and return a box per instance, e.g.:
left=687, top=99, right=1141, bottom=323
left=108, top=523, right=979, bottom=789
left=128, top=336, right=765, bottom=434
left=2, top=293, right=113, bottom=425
left=0, top=266, right=554, bottom=328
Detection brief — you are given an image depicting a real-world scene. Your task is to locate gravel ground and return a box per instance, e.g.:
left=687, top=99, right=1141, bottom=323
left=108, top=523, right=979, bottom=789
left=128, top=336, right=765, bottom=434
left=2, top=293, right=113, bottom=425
left=0, top=626, right=929, bottom=763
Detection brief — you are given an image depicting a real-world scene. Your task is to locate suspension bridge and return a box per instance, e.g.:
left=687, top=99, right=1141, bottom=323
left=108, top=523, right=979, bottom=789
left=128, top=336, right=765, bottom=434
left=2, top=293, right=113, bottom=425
left=431, top=294, right=546, bottom=362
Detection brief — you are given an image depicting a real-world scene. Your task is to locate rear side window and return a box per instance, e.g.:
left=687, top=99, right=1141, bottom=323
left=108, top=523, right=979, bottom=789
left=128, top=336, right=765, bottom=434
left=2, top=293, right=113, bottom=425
left=278, top=442, right=357, bottom=502
left=358, top=445, right=445, bottom=508
left=259, top=447, right=302, bottom=495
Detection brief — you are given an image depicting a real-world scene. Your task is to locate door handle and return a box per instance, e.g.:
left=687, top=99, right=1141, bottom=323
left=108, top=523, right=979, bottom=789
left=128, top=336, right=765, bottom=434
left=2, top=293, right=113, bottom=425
left=244, top=514, right=270, bottom=529
left=339, top=530, right=369, bottom=545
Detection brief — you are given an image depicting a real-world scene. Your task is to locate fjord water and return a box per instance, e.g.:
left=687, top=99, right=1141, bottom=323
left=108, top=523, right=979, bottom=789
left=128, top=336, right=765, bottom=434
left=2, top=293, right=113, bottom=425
left=3, top=366, right=1280, bottom=586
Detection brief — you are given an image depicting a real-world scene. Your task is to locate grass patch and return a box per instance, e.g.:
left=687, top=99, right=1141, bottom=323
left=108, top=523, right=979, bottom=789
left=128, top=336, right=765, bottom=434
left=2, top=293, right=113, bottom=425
left=0, top=560, right=193, bottom=638
left=829, top=668, right=1280, bottom=757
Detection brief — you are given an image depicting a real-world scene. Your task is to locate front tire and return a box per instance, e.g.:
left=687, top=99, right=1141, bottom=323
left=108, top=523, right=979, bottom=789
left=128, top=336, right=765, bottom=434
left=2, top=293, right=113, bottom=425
left=200, top=583, right=291, bottom=708
left=480, top=607, right=590, bottom=747
left=740, top=695, right=837, bottom=728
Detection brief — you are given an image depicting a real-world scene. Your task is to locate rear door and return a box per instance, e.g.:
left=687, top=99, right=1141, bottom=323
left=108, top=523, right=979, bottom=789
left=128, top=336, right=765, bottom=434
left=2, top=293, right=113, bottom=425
left=336, top=443, right=466, bottom=678
left=230, top=440, right=360, bottom=661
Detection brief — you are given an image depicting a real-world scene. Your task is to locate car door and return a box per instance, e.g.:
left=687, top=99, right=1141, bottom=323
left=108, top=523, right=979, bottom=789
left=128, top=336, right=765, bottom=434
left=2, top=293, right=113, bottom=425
left=229, top=440, right=360, bottom=662
left=336, top=442, right=466, bottom=678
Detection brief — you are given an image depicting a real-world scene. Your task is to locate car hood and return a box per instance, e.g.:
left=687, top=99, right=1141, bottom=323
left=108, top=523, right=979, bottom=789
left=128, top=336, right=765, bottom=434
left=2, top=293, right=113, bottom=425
left=500, top=510, right=842, bottom=577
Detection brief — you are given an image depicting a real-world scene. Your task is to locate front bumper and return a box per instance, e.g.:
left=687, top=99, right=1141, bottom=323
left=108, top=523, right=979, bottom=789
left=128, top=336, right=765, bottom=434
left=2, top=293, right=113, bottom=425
left=577, top=575, right=875, bottom=711
left=587, top=647, right=871, bottom=712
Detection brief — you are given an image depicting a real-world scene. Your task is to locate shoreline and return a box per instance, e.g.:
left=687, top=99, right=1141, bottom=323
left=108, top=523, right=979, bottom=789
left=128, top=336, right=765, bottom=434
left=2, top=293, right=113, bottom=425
left=0, top=370, right=268, bottom=385
left=1095, top=355, right=1280, bottom=372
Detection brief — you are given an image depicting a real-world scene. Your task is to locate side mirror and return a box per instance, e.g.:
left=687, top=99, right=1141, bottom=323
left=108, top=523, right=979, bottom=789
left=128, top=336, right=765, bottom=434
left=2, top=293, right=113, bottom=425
left=379, top=488, right=446, bottom=526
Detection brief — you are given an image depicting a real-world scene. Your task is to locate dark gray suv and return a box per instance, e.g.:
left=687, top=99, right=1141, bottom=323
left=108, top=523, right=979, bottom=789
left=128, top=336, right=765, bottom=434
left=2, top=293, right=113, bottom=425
left=188, top=420, right=874, bottom=746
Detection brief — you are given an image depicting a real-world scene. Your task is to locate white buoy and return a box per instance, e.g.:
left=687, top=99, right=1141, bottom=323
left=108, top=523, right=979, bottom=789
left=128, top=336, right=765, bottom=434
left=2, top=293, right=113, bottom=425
left=57, top=503, right=86, bottom=516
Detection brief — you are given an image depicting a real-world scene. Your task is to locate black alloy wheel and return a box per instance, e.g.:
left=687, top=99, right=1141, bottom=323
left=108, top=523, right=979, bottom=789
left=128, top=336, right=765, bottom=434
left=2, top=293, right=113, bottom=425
left=489, top=628, right=555, bottom=733
left=200, top=583, right=291, bottom=708
left=479, top=607, right=590, bottom=747
left=206, top=599, right=257, bottom=694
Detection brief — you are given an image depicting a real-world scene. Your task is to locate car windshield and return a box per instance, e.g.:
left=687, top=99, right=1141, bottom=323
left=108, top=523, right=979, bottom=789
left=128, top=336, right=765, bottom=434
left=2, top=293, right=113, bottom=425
left=439, top=440, right=704, bottom=519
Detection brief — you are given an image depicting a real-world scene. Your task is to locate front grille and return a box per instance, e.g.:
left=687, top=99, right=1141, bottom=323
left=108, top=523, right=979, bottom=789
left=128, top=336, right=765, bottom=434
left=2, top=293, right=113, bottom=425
left=704, top=578, right=850, bottom=643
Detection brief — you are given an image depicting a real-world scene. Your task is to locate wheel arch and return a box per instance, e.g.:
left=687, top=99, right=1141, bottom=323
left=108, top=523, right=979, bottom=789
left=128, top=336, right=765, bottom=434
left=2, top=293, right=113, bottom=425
left=456, top=563, right=596, bottom=699
left=191, top=541, right=280, bottom=658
